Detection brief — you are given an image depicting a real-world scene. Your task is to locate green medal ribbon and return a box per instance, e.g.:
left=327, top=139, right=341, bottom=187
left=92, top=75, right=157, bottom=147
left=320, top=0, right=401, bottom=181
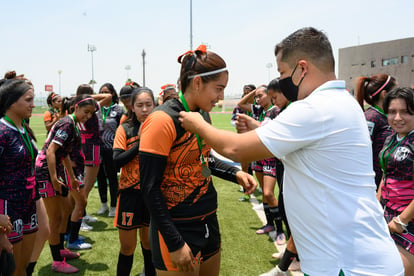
left=102, top=103, right=113, bottom=124
left=372, top=104, right=387, bottom=117
left=3, top=115, right=34, bottom=167
left=71, top=114, right=81, bottom=138
left=178, top=91, right=211, bottom=177
left=380, top=135, right=406, bottom=175
left=280, top=101, right=291, bottom=112
left=258, top=104, right=273, bottom=122
left=71, top=114, right=83, bottom=153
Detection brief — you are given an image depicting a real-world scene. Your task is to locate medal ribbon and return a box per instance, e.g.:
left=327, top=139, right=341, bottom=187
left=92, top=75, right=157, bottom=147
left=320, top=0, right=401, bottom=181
left=372, top=104, right=387, bottom=117
left=258, top=104, right=273, bottom=122
left=102, top=103, right=113, bottom=124
left=71, top=114, right=83, bottom=153
left=178, top=91, right=207, bottom=166
left=380, top=135, right=406, bottom=175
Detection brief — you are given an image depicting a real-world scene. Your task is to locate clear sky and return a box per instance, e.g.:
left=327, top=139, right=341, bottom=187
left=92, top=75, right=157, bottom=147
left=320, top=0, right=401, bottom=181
left=1, top=0, right=413, bottom=101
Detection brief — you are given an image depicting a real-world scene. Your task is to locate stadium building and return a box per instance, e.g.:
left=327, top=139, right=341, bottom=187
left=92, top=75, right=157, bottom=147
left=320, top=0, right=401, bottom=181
left=338, top=37, right=414, bottom=93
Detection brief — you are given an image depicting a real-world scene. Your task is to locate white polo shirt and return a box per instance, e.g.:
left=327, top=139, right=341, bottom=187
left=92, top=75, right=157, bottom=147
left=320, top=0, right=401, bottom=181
left=256, top=80, right=403, bottom=276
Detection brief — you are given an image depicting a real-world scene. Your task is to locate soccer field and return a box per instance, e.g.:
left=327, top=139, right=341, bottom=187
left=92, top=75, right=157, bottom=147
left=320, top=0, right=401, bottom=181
left=31, top=111, right=283, bottom=276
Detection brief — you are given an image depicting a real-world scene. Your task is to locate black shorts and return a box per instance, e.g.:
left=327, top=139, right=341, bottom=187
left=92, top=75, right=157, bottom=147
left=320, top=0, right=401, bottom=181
left=83, top=143, right=101, bottom=167
left=151, top=213, right=221, bottom=271
left=251, top=158, right=276, bottom=177
left=0, top=199, right=38, bottom=244
left=115, top=189, right=150, bottom=230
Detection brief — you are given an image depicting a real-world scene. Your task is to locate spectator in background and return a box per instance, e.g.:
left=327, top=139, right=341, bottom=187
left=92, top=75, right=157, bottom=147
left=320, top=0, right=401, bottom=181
left=75, top=84, right=112, bottom=228
left=355, top=74, right=397, bottom=189
left=157, top=84, right=178, bottom=106
left=96, top=83, right=124, bottom=217
left=231, top=84, right=256, bottom=201
left=43, top=92, right=62, bottom=133
left=231, top=84, right=256, bottom=126
left=379, top=87, right=414, bottom=275
left=113, top=87, right=156, bottom=276
left=119, top=81, right=140, bottom=125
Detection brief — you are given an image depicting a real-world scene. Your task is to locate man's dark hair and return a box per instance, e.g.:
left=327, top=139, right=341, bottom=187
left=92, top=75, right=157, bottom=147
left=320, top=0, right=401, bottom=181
left=275, top=27, right=335, bottom=73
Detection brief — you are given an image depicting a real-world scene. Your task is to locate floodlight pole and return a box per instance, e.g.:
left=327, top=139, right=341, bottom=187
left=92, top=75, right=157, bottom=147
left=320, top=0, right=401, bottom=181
left=88, top=44, right=97, bottom=89
left=142, top=49, right=146, bottom=87
left=190, top=0, right=193, bottom=50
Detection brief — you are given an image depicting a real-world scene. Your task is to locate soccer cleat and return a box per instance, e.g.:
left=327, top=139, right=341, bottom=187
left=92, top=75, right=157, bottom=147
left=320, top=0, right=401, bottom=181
left=259, top=265, right=287, bottom=276
left=276, top=232, right=286, bottom=245
left=83, top=214, right=98, bottom=223
left=256, top=224, right=275, bottom=235
left=108, top=207, right=116, bottom=217
left=252, top=203, right=264, bottom=211
left=67, top=239, right=92, bottom=250
left=80, top=221, right=93, bottom=231
left=65, top=234, right=86, bottom=242
left=51, top=259, right=79, bottom=273
left=271, top=251, right=284, bottom=259
left=60, top=248, right=80, bottom=259
left=96, top=203, right=108, bottom=215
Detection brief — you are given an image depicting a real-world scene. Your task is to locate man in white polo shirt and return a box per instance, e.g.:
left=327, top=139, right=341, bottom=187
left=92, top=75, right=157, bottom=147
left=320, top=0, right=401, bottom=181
left=179, top=27, right=403, bottom=276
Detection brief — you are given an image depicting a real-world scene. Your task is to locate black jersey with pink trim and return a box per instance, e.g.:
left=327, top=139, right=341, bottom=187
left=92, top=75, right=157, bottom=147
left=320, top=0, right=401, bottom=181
left=381, top=132, right=414, bottom=182
left=35, top=116, right=80, bottom=181
left=80, top=113, right=101, bottom=145
left=251, top=104, right=264, bottom=121
left=0, top=118, right=38, bottom=201
left=263, top=106, right=279, bottom=122
left=381, top=131, right=414, bottom=212
left=365, top=107, right=393, bottom=187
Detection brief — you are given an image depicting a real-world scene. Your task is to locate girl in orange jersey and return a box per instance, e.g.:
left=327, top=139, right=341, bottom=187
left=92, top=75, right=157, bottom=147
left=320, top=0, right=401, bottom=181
left=139, top=45, right=257, bottom=275
left=113, top=88, right=156, bottom=276
left=43, top=92, right=62, bottom=133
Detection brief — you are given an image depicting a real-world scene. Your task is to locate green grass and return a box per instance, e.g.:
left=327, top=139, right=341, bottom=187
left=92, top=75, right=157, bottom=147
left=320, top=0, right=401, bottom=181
left=32, top=112, right=278, bottom=276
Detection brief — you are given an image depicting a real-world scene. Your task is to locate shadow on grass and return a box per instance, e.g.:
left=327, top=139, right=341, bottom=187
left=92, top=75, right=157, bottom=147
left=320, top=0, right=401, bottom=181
left=37, top=259, right=109, bottom=275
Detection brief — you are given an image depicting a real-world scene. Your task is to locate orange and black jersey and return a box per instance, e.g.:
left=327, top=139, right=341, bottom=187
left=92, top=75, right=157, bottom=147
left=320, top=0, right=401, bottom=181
left=139, top=98, right=240, bottom=252
left=113, top=122, right=140, bottom=190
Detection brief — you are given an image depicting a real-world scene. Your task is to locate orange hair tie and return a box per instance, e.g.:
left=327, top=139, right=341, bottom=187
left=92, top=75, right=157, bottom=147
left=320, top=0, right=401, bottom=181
left=177, top=44, right=207, bottom=63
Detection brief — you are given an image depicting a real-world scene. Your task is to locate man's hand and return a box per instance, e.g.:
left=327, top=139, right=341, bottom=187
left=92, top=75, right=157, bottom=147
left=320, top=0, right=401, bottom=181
left=236, top=113, right=260, bottom=133
left=179, top=111, right=206, bottom=134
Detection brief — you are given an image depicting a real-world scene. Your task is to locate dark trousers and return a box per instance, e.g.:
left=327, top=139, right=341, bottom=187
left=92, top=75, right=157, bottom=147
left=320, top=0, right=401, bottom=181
left=97, top=148, right=118, bottom=207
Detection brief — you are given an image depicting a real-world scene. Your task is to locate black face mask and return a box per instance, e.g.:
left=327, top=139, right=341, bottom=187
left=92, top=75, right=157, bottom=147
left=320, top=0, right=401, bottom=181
left=279, top=64, right=304, bottom=102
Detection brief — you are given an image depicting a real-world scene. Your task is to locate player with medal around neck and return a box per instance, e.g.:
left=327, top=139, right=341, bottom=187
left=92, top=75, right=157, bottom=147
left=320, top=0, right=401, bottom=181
left=177, top=52, right=229, bottom=178
left=138, top=45, right=257, bottom=275
left=0, top=78, right=37, bottom=276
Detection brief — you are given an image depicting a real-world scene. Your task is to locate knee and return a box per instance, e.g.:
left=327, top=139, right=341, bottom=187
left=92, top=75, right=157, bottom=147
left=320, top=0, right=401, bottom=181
left=74, top=195, right=87, bottom=210
left=120, top=243, right=137, bottom=255
left=141, top=239, right=151, bottom=250
left=263, top=193, right=275, bottom=203
left=79, top=197, right=87, bottom=210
